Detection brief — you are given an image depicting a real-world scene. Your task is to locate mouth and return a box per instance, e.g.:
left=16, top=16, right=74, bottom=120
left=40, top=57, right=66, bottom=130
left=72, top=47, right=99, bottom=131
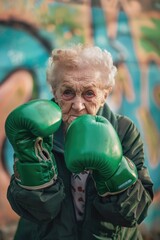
left=68, top=115, right=78, bottom=123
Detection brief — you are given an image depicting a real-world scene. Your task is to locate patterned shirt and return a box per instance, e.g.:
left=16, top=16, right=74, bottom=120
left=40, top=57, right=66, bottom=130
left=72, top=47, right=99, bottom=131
left=71, top=170, right=90, bottom=221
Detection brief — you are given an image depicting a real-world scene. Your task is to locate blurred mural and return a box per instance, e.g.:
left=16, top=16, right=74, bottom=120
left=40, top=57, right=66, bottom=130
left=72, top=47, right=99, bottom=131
left=0, top=0, right=160, bottom=239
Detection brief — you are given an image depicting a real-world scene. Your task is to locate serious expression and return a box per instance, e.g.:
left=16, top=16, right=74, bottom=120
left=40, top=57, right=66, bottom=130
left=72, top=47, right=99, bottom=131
left=53, top=68, right=109, bottom=129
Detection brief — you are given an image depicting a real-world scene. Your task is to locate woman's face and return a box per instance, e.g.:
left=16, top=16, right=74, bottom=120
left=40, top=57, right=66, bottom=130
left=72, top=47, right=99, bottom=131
left=53, top=68, right=109, bottom=128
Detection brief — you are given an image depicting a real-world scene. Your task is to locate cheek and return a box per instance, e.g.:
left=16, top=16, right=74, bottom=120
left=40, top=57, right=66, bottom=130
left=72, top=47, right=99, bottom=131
left=86, top=98, right=103, bottom=114
left=58, top=99, right=71, bottom=112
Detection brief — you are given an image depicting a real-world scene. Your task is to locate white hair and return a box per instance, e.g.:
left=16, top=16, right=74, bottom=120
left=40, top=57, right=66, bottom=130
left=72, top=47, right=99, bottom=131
left=47, top=44, right=117, bottom=91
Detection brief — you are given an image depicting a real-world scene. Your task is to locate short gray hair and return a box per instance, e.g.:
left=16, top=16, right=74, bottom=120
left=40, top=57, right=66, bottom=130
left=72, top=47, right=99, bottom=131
left=46, top=44, right=117, bottom=91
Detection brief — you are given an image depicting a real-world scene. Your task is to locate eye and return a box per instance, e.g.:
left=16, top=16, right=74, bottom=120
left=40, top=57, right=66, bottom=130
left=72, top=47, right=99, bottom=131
left=62, top=89, right=75, bottom=100
left=83, top=90, right=95, bottom=100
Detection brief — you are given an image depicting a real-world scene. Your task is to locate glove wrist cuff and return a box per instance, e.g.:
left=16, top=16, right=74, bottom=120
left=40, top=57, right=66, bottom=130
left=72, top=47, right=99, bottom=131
left=15, top=159, right=57, bottom=190
left=93, top=157, right=138, bottom=196
left=16, top=177, right=57, bottom=190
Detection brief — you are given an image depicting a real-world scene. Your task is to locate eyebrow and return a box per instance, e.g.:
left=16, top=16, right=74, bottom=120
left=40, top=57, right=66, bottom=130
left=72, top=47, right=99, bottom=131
left=61, top=82, right=98, bottom=89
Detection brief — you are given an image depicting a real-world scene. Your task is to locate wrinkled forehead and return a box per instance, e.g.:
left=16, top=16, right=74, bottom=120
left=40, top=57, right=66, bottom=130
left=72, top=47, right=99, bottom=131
left=56, top=68, right=107, bottom=90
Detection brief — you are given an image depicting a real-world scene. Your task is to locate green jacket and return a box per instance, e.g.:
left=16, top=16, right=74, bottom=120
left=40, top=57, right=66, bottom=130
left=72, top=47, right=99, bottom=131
left=7, top=103, right=153, bottom=240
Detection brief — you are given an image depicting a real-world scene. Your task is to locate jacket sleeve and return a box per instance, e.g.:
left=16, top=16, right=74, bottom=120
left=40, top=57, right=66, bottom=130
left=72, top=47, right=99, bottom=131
left=93, top=116, right=154, bottom=227
left=7, top=175, right=65, bottom=223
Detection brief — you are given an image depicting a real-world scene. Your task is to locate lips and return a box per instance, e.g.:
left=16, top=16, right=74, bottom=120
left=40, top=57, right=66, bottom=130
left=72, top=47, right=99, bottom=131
left=68, top=115, right=78, bottom=123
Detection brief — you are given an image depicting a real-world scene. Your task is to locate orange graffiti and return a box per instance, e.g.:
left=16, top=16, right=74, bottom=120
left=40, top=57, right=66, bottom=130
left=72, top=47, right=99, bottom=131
left=0, top=70, right=33, bottom=226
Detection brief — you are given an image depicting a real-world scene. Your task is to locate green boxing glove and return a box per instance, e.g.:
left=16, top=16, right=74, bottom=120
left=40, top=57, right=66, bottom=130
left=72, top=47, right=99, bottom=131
left=64, top=114, right=138, bottom=196
left=5, top=99, right=62, bottom=190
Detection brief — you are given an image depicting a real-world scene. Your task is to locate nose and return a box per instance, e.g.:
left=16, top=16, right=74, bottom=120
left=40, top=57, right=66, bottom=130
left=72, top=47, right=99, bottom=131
left=72, top=96, right=85, bottom=111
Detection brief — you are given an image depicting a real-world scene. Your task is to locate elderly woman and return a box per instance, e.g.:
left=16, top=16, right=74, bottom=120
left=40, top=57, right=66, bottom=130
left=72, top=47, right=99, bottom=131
left=6, top=44, right=153, bottom=240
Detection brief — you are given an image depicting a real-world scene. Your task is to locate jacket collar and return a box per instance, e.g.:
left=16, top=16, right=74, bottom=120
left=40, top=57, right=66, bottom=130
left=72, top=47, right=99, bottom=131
left=97, top=104, right=118, bottom=131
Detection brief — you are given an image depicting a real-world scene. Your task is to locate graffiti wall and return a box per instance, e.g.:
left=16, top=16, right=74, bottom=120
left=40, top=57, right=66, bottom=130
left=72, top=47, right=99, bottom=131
left=0, top=0, right=160, bottom=239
